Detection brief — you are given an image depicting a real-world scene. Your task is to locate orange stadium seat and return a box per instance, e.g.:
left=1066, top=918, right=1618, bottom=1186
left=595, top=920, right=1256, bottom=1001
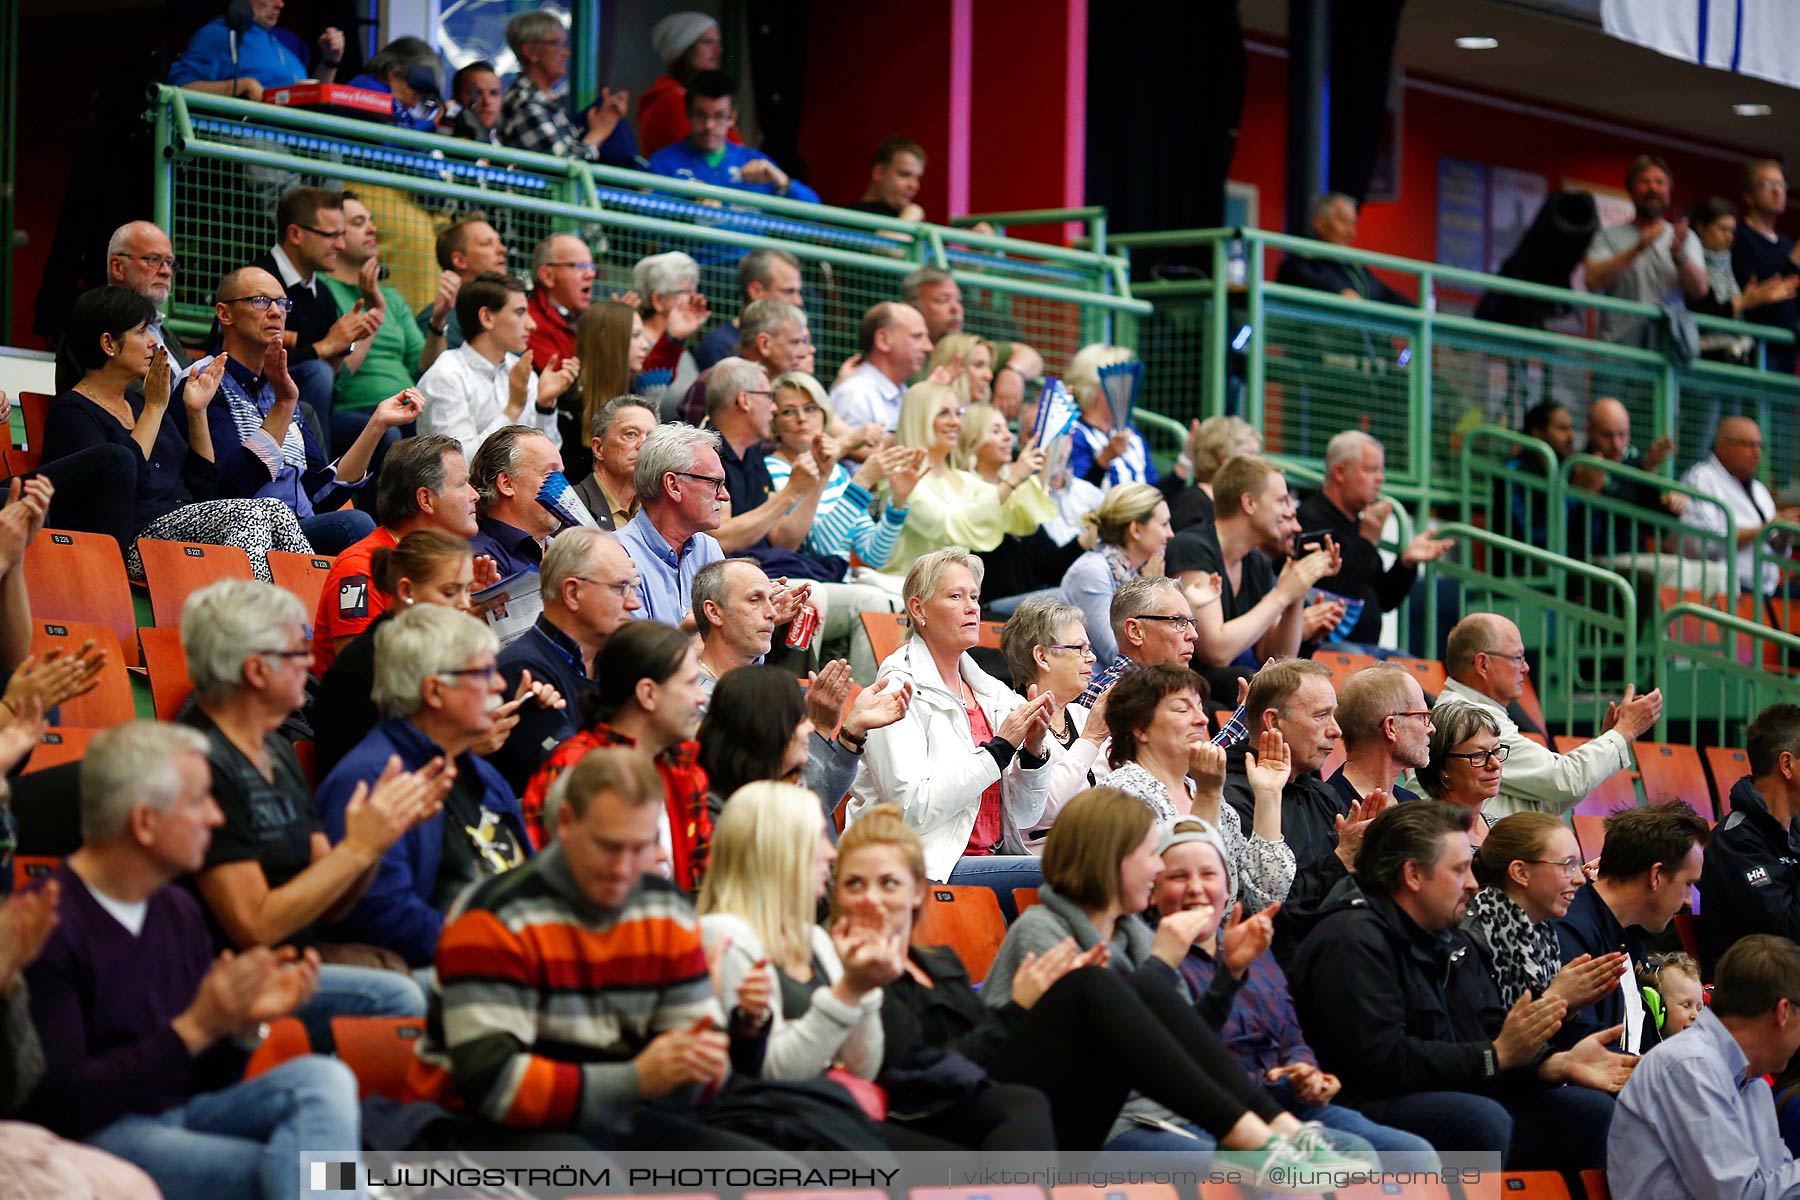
left=332, top=1016, right=426, bottom=1101
left=11, top=854, right=59, bottom=893
left=1339, top=1184, right=1451, bottom=1200
left=1572, top=815, right=1609, bottom=861
left=242, top=1016, right=311, bottom=1080
left=1705, top=747, right=1749, bottom=819
left=1557, top=735, right=1637, bottom=816
left=23, top=726, right=94, bottom=774
left=1580, top=1168, right=1611, bottom=1200
left=1013, top=887, right=1041, bottom=913
left=1312, top=648, right=1377, bottom=692
left=18, top=391, right=50, bottom=453
left=1495, top=1174, right=1573, bottom=1200
left=139, top=626, right=194, bottom=721
left=1517, top=676, right=1549, bottom=737
left=859, top=611, right=909, bottom=667
left=138, top=539, right=254, bottom=630
left=1389, top=653, right=1448, bottom=698
left=1634, top=742, right=1714, bottom=823
left=266, top=551, right=336, bottom=617
left=31, top=620, right=132, bottom=727
left=23, top=528, right=139, bottom=667
left=912, top=885, right=1007, bottom=985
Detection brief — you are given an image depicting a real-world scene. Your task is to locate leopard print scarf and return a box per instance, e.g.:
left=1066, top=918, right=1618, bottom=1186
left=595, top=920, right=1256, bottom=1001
left=1463, top=886, right=1563, bottom=1007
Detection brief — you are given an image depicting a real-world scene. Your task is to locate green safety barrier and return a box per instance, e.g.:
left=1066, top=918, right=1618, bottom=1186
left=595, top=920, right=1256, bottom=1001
left=1654, top=602, right=1800, bottom=746
left=1424, top=522, right=1636, bottom=737
left=1753, top=518, right=1800, bottom=599
left=147, top=86, right=1147, bottom=380
left=1109, top=228, right=1800, bottom=507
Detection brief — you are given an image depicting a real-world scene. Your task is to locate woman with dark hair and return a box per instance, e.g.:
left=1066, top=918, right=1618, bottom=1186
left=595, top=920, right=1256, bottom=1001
left=520, top=620, right=714, bottom=888
left=1416, top=698, right=1506, bottom=847
left=696, top=664, right=913, bottom=825
left=1101, top=662, right=1294, bottom=911
left=44, top=285, right=312, bottom=578
left=569, top=300, right=650, bottom=478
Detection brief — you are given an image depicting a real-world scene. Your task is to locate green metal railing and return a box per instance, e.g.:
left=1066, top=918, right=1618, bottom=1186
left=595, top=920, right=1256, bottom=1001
left=1425, top=523, right=1637, bottom=736
left=1654, top=603, right=1800, bottom=746
left=147, top=86, right=1147, bottom=375
left=1110, top=227, right=1800, bottom=506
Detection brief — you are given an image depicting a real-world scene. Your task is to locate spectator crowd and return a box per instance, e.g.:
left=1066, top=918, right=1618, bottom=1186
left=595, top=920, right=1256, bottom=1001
left=6, top=6, right=1800, bottom=1200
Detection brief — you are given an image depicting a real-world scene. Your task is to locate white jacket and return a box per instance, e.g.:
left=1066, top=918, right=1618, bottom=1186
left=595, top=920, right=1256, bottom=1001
left=1025, top=701, right=1104, bottom=853
left=698, top=912, right=883, bottom=1081
left=846, top=638, right=1052, bottom=882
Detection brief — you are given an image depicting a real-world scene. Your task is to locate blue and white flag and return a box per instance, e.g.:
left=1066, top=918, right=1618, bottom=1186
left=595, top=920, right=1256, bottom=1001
left=1602, top=0, right=1800, bottom=89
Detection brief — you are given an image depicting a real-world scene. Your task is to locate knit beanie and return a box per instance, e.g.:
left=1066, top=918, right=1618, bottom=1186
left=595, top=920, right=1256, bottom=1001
left=651, top=12, right=718, bottom=67
left=1157, top=815, right=1237, bottom=915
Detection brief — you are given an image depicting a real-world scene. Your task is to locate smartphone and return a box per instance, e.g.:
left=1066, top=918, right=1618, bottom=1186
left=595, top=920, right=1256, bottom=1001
left=1295, top=529, right=1334, bottom=551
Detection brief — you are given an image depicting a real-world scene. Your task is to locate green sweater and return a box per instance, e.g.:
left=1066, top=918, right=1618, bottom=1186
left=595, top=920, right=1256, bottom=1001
left=320, top=277, right=425, bottom=412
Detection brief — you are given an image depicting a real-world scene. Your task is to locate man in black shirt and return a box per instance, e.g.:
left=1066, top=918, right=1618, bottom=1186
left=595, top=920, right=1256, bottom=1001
left=1732, top=159, right=1800, bottom=373
left=1699, top=702, right=1800, bottom=977
left=1276, top=193, right=1408, bottom=305
left=1296, top=431, right=1453, bottom=646
left=1167, top=454, right=1338, bottom=699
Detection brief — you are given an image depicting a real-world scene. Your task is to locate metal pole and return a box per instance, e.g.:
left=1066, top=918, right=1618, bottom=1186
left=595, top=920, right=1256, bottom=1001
left=570, top=0, right=601, bottom=115
left=0, top=0, right=16, bottom=340
left=1285, top=0, right=1329, bottom=235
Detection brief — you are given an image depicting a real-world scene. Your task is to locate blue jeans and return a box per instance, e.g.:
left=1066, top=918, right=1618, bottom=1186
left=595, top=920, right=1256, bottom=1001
left=84, top=1054, right=361, bottom=1200
left=987, top=588, right=1062, bottom=618
left=948, top=854, right=1043, bottom=921
left=300, top=508, right=376, bottom=556
left=1104, top=1105, right=1382, bottom=1161
left=294, top=963, right=428, bottom=1050
left=1356, top=1084, right=1611, bottom=1171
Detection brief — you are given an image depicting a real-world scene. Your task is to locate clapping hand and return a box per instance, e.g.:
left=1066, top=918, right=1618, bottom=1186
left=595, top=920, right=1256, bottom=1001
left=1187, top=738, right=1228, bottom=797
left=1221, top=901, right=1279, bottom=977
left=841, top=677, right=913, bottom=742
left=1402, top=529, right=1456, bottom=566
left=371, top=388, right=427, bottom=430
left=995, top=685, right=1056, bottom=755
left=0, top=692, right=47, bottom=777
left=1302, top=598, right=1346, bottom=641
left=1011, top=936, right=1100, bottom=1010
left=144, top=344, right=174, bottom=409
left=1358, top=499, right=1394, bottom=543
left=182, top=355, right=229, bottom=414
left=666, top=292, right=710, bottom=342
left=0, top=879, right=59, bottom=994
left=803, top=658, right=854, bottom=735
left=1333, top=788, right=1394, bottom=870
left=537, top=354, right=581, bottom=404
left=769, top=577, right=812, bottom=626
left=1243, top=728, right=1291, bottom=795
left=356, top=256, right=385, bottom=309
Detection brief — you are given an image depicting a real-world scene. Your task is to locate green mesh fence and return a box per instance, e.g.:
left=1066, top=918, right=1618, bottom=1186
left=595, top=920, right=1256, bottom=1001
left=152, top=87, right=1144, bottom=379
left=1655, top=602, right=1800, bottom=746
left=1673, top=363, right=1800, bottom=494
left=1258, top=300, right=1415, bottom=481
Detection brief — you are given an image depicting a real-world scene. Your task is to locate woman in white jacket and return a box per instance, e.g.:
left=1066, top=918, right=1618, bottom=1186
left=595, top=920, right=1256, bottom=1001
left=846, top=547, right=1057, bottom=908
left=697, top=781, right=902, bottom=1082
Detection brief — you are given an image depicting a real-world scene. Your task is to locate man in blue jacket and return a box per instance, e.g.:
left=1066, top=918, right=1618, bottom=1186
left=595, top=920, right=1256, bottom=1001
left=317, top=604, right=531, bottom=966
left=646, top=72, right=819, bottom=204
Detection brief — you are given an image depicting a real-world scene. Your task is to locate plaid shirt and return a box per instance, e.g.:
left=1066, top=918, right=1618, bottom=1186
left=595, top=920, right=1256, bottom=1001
left=498, top=74, right=599, bottom=161
left=520, top=724, right=712, bottom=891
left=1176, top=942, right=1317, bottom=1085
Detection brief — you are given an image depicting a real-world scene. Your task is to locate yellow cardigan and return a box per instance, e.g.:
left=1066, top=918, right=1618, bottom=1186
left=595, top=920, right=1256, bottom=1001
left=887, top=468, right=1056, bottom=575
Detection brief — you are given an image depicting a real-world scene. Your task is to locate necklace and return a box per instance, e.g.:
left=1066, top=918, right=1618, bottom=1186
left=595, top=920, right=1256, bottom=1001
left=75, top=383, right=135, bottom=430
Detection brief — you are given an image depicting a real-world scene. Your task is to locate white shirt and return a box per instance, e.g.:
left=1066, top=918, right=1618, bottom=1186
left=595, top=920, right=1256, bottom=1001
left=828, top=361, right=907, bottom=431
left=415, top=342, right=562, bottom=461
left=1431, top=678, right=1632, bottom=818
left=1679, top=452, right=1780, bottom=594
left=268, top=244, right=317, bottom=297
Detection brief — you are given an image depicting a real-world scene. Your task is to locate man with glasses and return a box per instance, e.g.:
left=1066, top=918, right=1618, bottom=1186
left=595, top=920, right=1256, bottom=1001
left=1555, top=802, right=1710, bottom=1055
left=1076, top=575, right=1199, bottom=707
left=1438, top=613, right=1661, bottom=816
left=497, top=10, right=635, bottom=167
left=491, top=529, right=641, bottom=795
left=1734, top=158, right=1800, bottom=372
left=1679, top=415, right=1800, bottom=595
left=646, top=71, right=819, bottom=203
left=615, top=423, right=729, bottom=628
left=525, top=233, right=595, bottom=370
left=105, top=221, right=190, bottom=370
left=252, top=187, right=383, bottom=438
left=1698, top=702, right=1800, bottom=977
left=694, top=247, right=805, bottom=371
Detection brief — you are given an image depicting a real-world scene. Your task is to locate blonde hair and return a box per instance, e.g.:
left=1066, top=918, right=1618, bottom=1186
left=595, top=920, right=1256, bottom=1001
left=954, top=402, right=1005, bottom=471
left=833, top=802, right=928, bottom=922
left=1192, top=416, right=1260, bottom=484
left=1064, top=343, right=1135, bottom=411
left=1082, top=482, right=1164, bottom=548
left=927, top=333, right=993, bottom=406
left=902, top=546, right=985, bottom=616
left=895, top=380, right=959, bottom=455
left=770, top=370, right=833, bottom=423
left=697, top=781, right=826, bottom=969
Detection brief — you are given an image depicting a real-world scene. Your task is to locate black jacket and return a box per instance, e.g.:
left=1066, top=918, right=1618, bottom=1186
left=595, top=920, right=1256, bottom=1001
left=1698, top=776, right=1800, bottom=978
left=1289, top=878, right=1532, bottom=1105
left=1275, top=253, right=1408, bottom=306
left=1551, top=882, right=1662, bottom=1055
left=1224, top=750, right=1351, bottom=876
left=880, top=945, right=1030, bottom=1075
left=492, top=616, right=594, bottom=797
left=1294, top=491, right=1418, bottom=645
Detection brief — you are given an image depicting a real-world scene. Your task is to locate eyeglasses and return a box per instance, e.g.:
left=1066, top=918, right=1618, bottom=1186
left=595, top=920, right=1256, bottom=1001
left=119, top=253, right=177, bottom=271
left=672, top=471, right=730, bottom=496
left=776, top=404, right=823, bottom=421
left=437, top=665, right=502, bottom=684
left=1046, top=642, right=1095, bottom=659
left=1525, top=856, right=1585, bottom=876
left=220, top=294, right=294, bottom=313
left=1136, top=614, right=1198, bottom=632
left=577, top=576, right=637, bottom=599
left=295, top=224, right=347, bottom=241
left=546, top=261, right=595, bottom=273
left=1388, top=709, right=1435, bottom=722
left=1445, top=744, right=1510, bottom=767
left=1481, top=650, right=1529, bottom=665
left=259, top=646, right=312, bottom=663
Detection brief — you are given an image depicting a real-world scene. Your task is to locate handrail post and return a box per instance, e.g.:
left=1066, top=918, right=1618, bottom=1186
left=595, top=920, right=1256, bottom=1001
left=1245, top=236, right=1266, bottom=424
left=1412, top=272, right=1434, bottom=508
left=1209, top=237, right=1229, bottom=419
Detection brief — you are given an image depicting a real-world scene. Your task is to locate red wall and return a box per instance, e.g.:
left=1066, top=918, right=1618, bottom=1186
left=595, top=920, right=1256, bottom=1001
left=1234, top=45, right=1789, bottom=295
left=968, top=0, right=1084, bottom=217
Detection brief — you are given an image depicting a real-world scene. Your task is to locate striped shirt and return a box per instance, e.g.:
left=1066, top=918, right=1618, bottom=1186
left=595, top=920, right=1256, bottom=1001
left=764, top=456, right=906, bottom=571
left=407, top=843, right=722, bottom=1133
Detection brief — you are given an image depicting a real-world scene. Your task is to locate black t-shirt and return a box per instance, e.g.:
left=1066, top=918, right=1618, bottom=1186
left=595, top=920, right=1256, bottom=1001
left=1293, top=490, right=1416, bottom=645
left=1169, top=485, right=1215, bottom=533
left=1167, top=525, right=1277, bottom=696
left=847, top=199, right=902, bottom=218
left=183, top=708, right=318, bottom=947
left=430, top=769, right=526, bottom=912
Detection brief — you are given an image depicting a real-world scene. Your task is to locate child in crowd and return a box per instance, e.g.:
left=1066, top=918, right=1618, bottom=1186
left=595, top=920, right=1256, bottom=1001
left=1639, top=952, right=1704, bottom=1036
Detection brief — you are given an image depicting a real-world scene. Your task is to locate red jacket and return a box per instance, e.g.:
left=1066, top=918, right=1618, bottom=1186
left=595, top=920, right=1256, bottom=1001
left=637, top=74, right=742, bottom=159
left=521, top=723, right=712, bottom=892
left=526, top=287, right=576, bottom=369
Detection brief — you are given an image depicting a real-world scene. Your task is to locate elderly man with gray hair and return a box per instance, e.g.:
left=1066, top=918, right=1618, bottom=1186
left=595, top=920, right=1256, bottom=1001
left=468, top=424, right=568, bottom=577
left=676, top=297, right=814, bottom=425
left=316, top=604, right=531, bottom=967
left=615, top=423, right=728, bottom=629
left=490, top=528, right=640, bottom=793
left=1436, top=612, right=1660, bottom=817
left=1275, top=193, right=1408, bottom=305
left=695, top=246, right=805, bottom=370
left=178, top=580, right=449, bottom=1038
left=23, top=721, right=365, bottom=1197
left=1295, top=430, right=1453, bottom=646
